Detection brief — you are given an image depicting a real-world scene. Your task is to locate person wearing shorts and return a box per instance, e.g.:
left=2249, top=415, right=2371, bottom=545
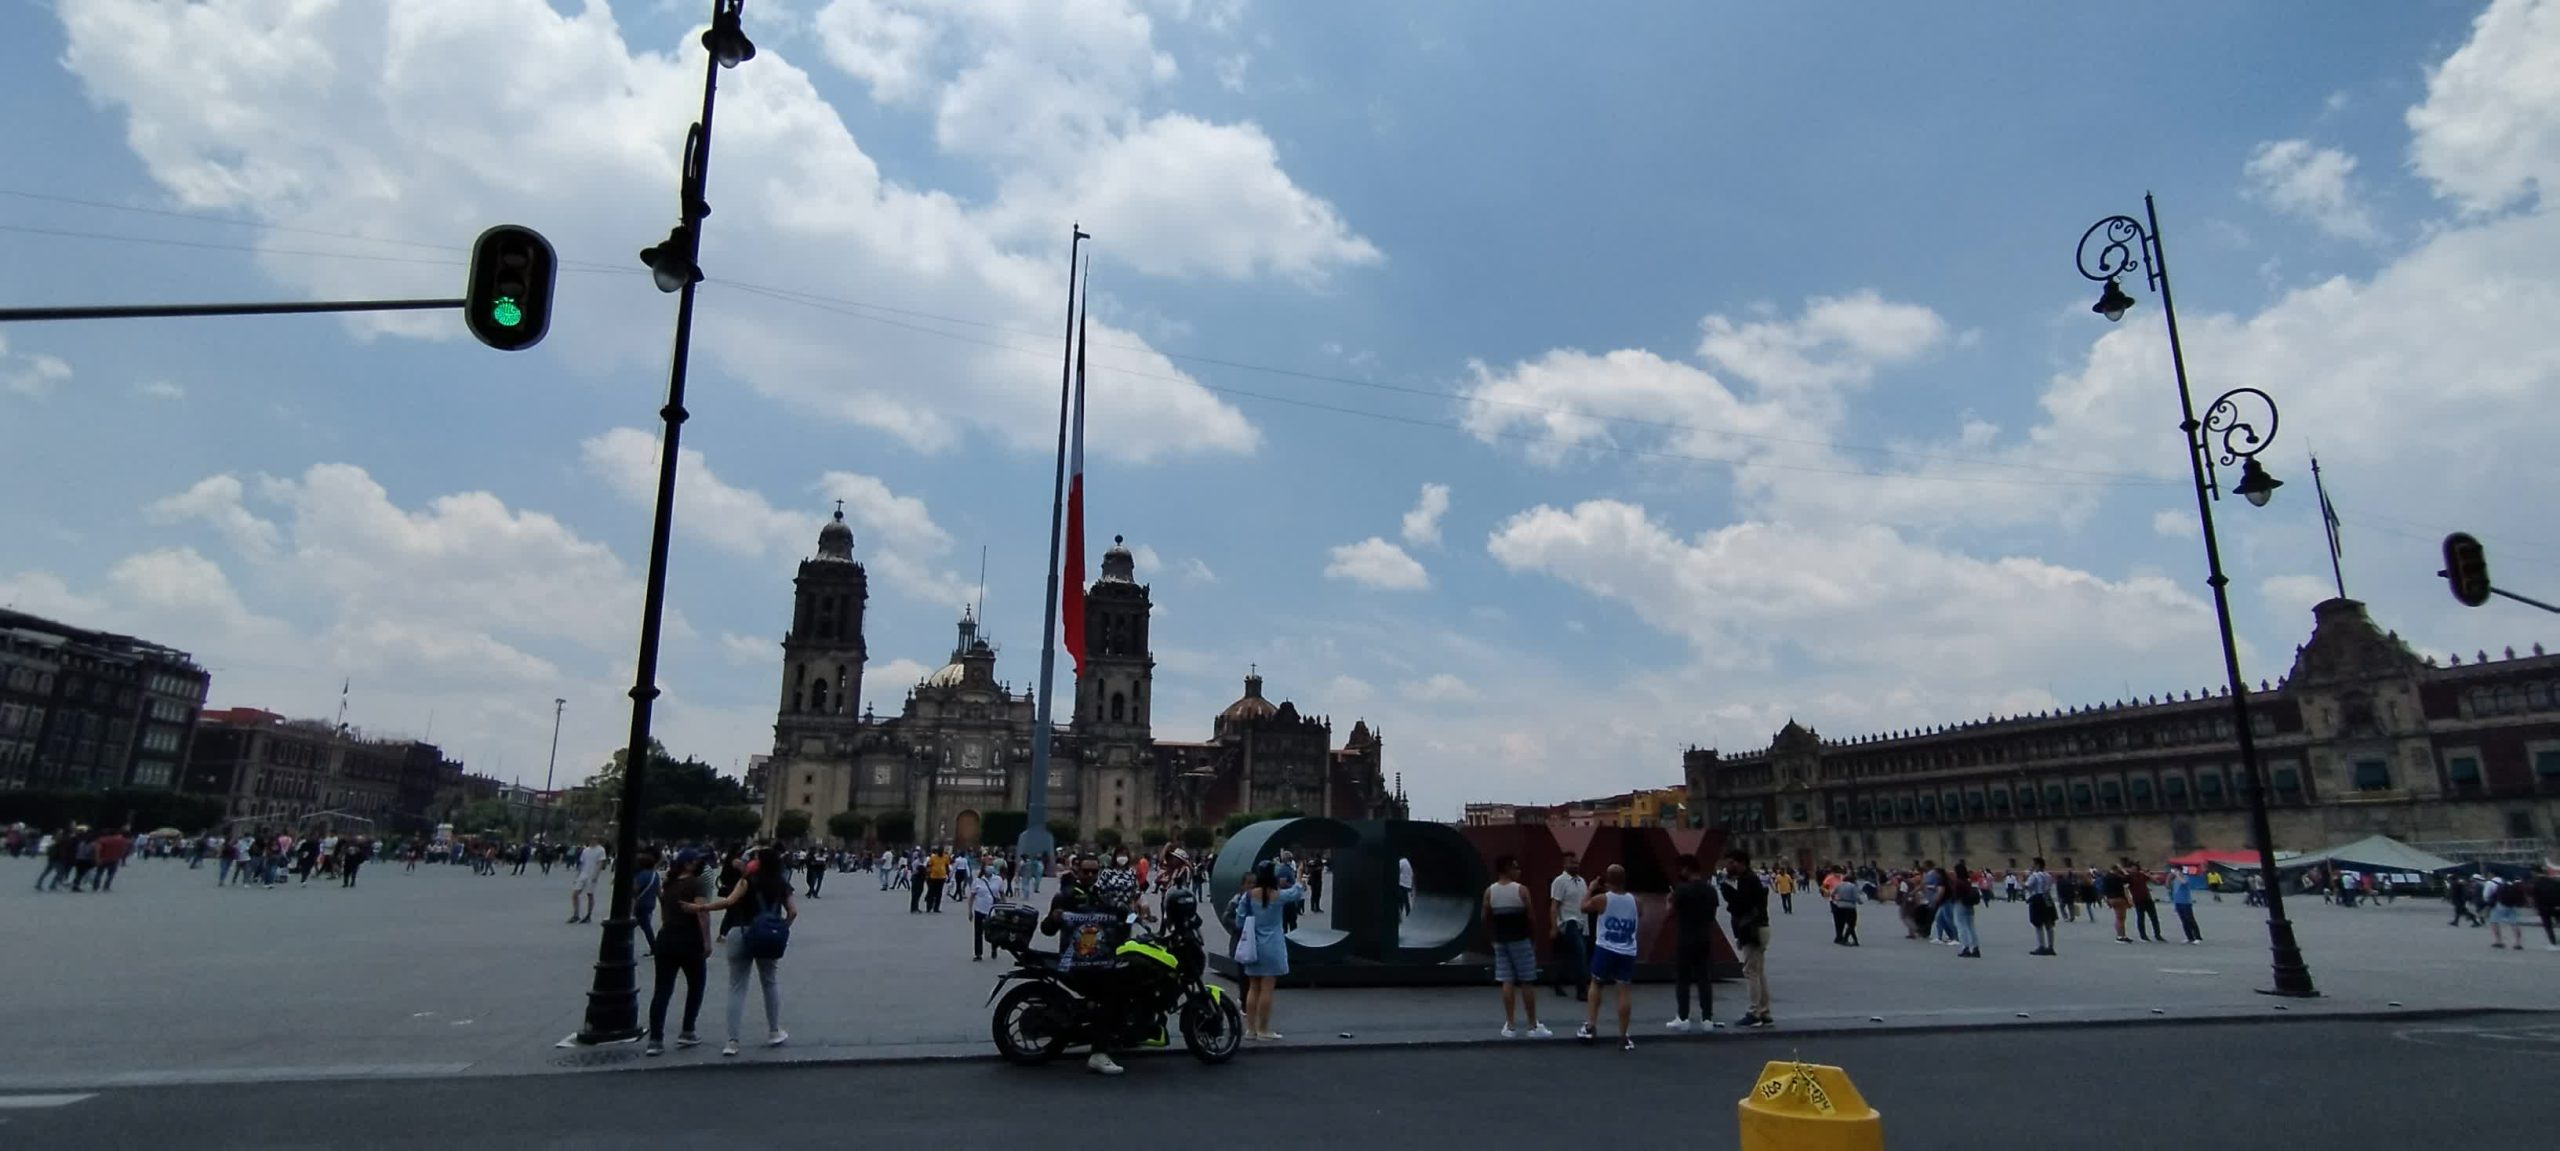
left=1578, top=864, right=1640, bottom=1050
left=570, top=837, right=606, bottom=924
left=2487, top=873, right=2531, bottom=948
left=1483, top=856, right=1550, bottom=1038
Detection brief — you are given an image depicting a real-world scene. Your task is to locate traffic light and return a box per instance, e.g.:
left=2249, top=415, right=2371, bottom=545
left=2442, top=532, right=2491, bottom=608
left=465, top=225, right=557, bottom=351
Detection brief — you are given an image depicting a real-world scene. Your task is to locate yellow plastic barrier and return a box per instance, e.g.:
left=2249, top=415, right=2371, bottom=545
left=1736, top=1060, right=1883, bottom=1151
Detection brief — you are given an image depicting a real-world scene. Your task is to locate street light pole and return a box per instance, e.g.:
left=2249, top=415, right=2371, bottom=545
left=2077, top=194, right=2317, bottom=998
left=576, top=0, right=756, bottom=1046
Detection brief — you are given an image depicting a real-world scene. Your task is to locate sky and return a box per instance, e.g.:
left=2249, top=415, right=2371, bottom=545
left=4, top=0, right=2556, bottom=818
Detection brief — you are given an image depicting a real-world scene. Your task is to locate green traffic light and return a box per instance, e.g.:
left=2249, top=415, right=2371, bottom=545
left=492, top=296, right=523, bottom=328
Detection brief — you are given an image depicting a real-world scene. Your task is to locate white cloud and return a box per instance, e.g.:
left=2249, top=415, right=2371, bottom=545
left=2243, top=139, right=2382, bottom=241
left=1400, top=672, right=1477, bottom=704
left=1130, top=542, right=1162, bottom=573
left=54, top=0, right=1317, bottom=462
left=1399, top=482, right=1450, bottom=547
left=0, top=335, right=72, bottom=398
left=577, top=427, right=969, bottom=605
left=722, top=631, right=777, bottom=666
left=148, top=475, right=283, bottom=559
left=138, top=380, right=186, bottom=401
left=2260, top=574, right=2337, bottom=619
left=1214, top=52, right=1249, bottom=92
left=2152, top=509, right=2197, bottom=539
left=1177, top=556, right=1217, bottom=584
left=1323, top=536, right=1429, bottom=591
left=2407, top=0, right=2560, bottom=214
left=1323, top=674, right=1373, bottom=705
left=862, top=657, right=938, bottom=705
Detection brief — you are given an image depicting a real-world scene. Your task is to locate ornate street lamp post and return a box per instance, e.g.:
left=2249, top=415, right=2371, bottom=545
left=575, top=0, right=756, bottom=1045
left=2076, top=195, right=2316, bottom=997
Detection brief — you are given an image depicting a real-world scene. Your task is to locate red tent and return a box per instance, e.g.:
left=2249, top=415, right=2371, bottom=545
left=2164, top=850, right=2257, bottom=872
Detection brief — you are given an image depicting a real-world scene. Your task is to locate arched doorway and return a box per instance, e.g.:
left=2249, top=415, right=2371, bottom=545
left=953, top=809, right=980, bottom=851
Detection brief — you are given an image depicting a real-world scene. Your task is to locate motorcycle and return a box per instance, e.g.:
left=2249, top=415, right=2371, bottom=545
left=984, top=887, right=1243, bottom=1067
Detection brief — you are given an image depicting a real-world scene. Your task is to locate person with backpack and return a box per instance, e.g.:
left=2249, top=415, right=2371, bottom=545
left=646, top=850, right=714, bottom=1056
left=687, top=845, right=798, bottom=1055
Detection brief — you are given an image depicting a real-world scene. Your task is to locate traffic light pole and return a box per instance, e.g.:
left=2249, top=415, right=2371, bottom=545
left=0, top=298, right=462, bottom=323
left=2486, top=587, right=2560, bottom=614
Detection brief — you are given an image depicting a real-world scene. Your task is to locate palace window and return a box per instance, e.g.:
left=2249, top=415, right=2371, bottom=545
left=2171, top=820, right=2198, bottom=850
left=1904, top=831, right=1922, bottom=856
left=2051, top=826, right=2073, bottom=851
left=2070, top=783, right=2094, bottom=812
left=2099, top=780, right=2123, bottom=810
left=1997, top=827, right=2018, bottom=853
left=1991, top=789, right=2011, bottom=812
left=2129, top=777, right=2154, bottom=809
left=2534, top=749, right=2560, bottom=780
left=1948, top=829, right=1967, bottom=854
left=2108, top=824, right=2131, bottom=851
left=2446, top=755, right=2481, bottom=789
left=2272, top=766, right=2303, bottom=799
left=2352, top=759, right=2392, bottom=792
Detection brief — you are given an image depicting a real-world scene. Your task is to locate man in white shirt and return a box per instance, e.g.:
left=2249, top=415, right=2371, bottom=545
left=1548, top=853, right=1591, bottom=1001
left=570, top=838, right=607, bottom=924
left=1398, top=856, right=1415, bottom=915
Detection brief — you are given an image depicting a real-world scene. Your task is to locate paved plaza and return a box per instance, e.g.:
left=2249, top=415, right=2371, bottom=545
left=2, top=854, right=2553, bottom=1090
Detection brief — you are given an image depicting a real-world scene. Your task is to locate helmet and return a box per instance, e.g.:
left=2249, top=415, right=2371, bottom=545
left=1162, top=887, right=1199, bottom=928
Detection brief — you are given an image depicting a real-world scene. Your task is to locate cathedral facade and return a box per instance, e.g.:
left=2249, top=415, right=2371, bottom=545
left=758, top=511, right=1404, bottom=847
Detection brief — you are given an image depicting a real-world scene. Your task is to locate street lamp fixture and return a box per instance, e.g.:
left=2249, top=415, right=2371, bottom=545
left=575, top=0, right=754, bottom=1047
left=2075, top=195, right=2316, bottom=999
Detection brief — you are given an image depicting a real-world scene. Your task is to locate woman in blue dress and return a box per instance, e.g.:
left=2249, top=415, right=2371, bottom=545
left=1236, top=859, right=1306, bottom=1040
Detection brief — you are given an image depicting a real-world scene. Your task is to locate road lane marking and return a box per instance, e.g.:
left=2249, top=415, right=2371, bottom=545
left=0, top=1094, right=96, bottom=1109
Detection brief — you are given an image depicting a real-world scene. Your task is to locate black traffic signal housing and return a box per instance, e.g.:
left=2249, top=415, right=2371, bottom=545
left=465, top=225, right=557, bottom=351
left=2442, top=532, right=2491, bottom=608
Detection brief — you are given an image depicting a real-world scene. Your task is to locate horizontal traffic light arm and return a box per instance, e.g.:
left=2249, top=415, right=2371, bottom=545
left=0, top=297, right=463, bottom=323
left=2485, top=585, right=2560, bottom=615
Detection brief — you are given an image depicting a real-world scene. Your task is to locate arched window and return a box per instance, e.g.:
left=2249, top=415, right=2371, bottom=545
left=793, top=664, right=807, bottom=713
left=836, top=664, right=850, bottom=713
left=811, top=678, right=830, bottom=714
left=1110, top=692, right=1126, bottom=722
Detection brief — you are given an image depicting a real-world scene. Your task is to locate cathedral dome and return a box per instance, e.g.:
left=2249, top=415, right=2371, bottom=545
left=1219, top=671, right=1277, bottom=723
left=816, top=504, right=854, bottom=560
left=924, top=661, right=968, bottom=688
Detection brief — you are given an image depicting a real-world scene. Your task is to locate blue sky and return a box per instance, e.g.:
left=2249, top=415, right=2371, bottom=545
left=5, top=0, right=2556, bottom=816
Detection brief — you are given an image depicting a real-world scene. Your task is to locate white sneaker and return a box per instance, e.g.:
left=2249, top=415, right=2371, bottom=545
left=767, top=1030, right=789, bottom=1047
left=1086, top=1053, right=1124, bottom=1076
left=1501, top=1024, right=1518, bottom=1039
left=1575, top=1023, right=1595, bottom=1043
left=721, top=1041, right=739, bottom=1056
left=1664, top=1018, right=1693, bottom=1032
left=1528, top=1023, right=1553, bottom=1038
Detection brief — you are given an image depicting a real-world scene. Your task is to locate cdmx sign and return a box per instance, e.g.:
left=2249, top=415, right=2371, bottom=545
left=1207, top=817, right=1491, bottom=985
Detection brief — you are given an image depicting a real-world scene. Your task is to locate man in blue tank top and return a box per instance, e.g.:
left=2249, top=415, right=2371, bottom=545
left=1576, top=864, right=1640, bottom=1051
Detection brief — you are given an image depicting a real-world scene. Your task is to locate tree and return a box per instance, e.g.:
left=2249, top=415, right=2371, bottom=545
left=645, top=803, right=710, bottom=842
left=707, top=805, right=764, bottom=844
left=774, top=809, right=813, bottom=842
left=1179, top=825, right=1215, bottom=851
left=1095, top=826, right=1126, bottom=850
left=1045, top=819, right=1081, bottom=849
left=1222, top=811, right=1266, bottom=837
left=459, top=798, right=516, bottom=835
left=873, top=810, right=917, bottom=846
left=1267, top=807, right=1306, bottom=821
left=826, top=811, right=871, bottom=845
left=1139, top=826, right=1170, bottom=848
left=979, top=810, right=1029, bottom=850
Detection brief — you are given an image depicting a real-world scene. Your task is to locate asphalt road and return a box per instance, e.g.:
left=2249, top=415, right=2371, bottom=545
left=9, top=1014, right=2550, bottom=1150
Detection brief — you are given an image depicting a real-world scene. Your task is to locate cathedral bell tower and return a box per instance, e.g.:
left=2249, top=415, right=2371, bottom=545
left=1073, top=536, right=1155, bottom=833
left=766, top=504, right=868, bottom=829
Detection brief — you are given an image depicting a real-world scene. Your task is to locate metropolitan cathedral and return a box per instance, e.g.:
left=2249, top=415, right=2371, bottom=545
left=758, top=507, right=1406, bottom=848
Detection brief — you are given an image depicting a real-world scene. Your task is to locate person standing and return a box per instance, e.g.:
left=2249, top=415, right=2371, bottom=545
left=2449, top=877, right=2482, bottom=927
left=2532, top=867, right=2560, bottom=952
left=570, top=837, right=607, bottom=924
left=2168, top=866, right=2202, bottom=944
left=338, top=837, right=367, bottom=889
left=1828, top=866, right=1863, bottom=946
left=969, top=866, right=1007, bottom=961
left=632, top=850, right=663, bottom=957
left=1773, top=869, right=1795, bottom=915
left=92, top=828, right=131, bottom=892
left=690, top=846, right=797, bottom=1056
left=1306, top=853, right=1326, bottom=913
left=1722, top=849, right=1773, bottom=1028
left=2025, top=858, right=2059, bottom=956
left=1483, top=856, right=1550, bottom=1038
left=1666, top=854, right=1721, bottom=1032
left=2487, top=869, right=2531, bottom=949
left=924, top=847, right=950, bottom=913
left=1397, top=855, right=1415, bottom=917
left=1277, top=851, right=1301, bottom=933
left=1946, top=859, right=1982, bottom=958
left=646, top=850, right=713, bottom=1056
left=1576, top=864, right=1640, bottom=1050
left=2101, top=863, right=2134, bottom=943
left=1548, top=853, right=1591, bottom=1001
left=1237, top=860, right=1306, bottom=1041
left=804, top=850, right=827, bottom=899
left=2128, top=861, right=2163, bottom=942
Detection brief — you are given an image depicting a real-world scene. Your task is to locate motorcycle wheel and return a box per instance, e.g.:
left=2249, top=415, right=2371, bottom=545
left=1181, top=989, right=1245, bottom=1065
left=991, top=983, right=1074, bottom=1066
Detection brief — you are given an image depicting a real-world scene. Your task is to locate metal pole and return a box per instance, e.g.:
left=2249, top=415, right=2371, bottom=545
left=2144, top=193, right=2316, bottom=998
left=1020, top=230, right=1085, bottom=869
left=544, top=698, right=565, bottom=841
left=0, top=297, right=463, bottom=323
left=576, top=6, right=730, bottom=1046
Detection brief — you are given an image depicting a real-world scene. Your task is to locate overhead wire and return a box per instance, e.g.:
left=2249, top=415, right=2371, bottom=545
left=1, top=188, right=2177, bottom=488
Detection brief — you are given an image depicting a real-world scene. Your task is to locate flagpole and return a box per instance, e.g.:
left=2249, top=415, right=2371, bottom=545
left=2312, top=453, right=2346, bottom=599
left=1021, top=227, right=1087, bottom=867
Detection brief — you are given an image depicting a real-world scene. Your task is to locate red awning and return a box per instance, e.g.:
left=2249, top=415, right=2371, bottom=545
left=2164, top=850, right=2258, bottom=869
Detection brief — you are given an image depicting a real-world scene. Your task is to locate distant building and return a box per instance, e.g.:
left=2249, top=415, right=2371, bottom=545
left=183, top=706, right=466, bottom=833
left=1676, top=599, right=2560, bottom=873
left=759, top=511, right=1403, bottom=847
left=0, top=607, right=209, bottom=793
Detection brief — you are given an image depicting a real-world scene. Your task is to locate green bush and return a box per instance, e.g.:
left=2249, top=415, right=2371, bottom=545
left=1045, top=819, right=1081, bottom=848
left=1179, top=825, right=1215, bottom=851
left=873, top=810, right=917, bottom=845
left=645, top=803, right=711, bottom=842
left=1096, top=826, right=1126, bottom=849
left=774, top=809, right=813, bottom=842
left=706, top=805, right=764, bottom=843
left=978, top=810, right=1029, bottom=849
left=1221, top=811, right=1266, bottom=837
left=825, top=810, right=871, bottom=845
left=1139, top=826, right=1170, bottom=847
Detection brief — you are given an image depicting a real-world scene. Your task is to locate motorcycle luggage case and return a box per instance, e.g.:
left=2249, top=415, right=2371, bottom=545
left=984, top=902, right=1040, bottom=951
